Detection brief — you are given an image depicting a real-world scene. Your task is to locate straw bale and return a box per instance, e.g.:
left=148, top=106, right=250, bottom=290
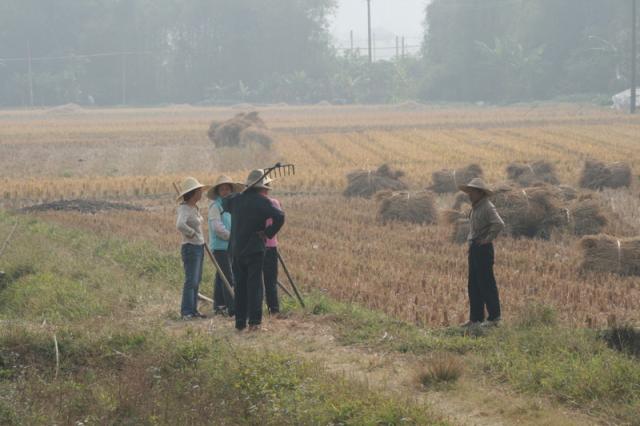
left=579, top=235, right=640, bottom=276
left=452, top=219, right=471, bottom=244
left=492, top=186, right=567, bottom=239
left=429, top=164, right=483, bottom=194
left=208, top=111, right=269, bottom=148
left=344, top=164, right=408, bottom=198
left=506, top=161, right=559, bottom=187
left=568, top=195, right=609, bottom=236
left=452, top=192, right=470, bottom=210
left=579, top=160, right=632, bottom=190
left=376, top=191, right=437, bottom=225
left=239, top=127, right=274, bottom=149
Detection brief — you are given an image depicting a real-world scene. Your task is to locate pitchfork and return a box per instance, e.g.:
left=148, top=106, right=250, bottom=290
left=244, top=162, right=296, bottom=192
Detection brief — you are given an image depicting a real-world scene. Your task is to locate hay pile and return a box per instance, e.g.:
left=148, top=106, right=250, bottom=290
left=492, top=186, right=567, bottom=239
left=579, top=235, right=640, bottom=276
left=579, top=160, right=632, bottom=190
left=441, top=209, right=470, bottom=244
left=344, top=164, right=408, bottom=198
left=429, top=164, right=483, bottom=194
left=208, top=111, right=273, bottom=148
left=506, top=161, right=560, bottom=187
left=452, top=192, right=470, bottom=210
left=567, top=194, right=609, bottom=236
left=376, top=191, right=437, bottom=225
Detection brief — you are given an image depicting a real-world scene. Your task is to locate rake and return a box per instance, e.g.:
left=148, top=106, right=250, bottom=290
left=244, top=162, right=296, bottom=192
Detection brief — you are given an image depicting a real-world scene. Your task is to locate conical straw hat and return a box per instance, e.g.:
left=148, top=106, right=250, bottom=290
left=206, top=175, right=245, bottom=200
left=176, top=177, right=210, bottom=202
left=458, top=177, right=494, bottom=196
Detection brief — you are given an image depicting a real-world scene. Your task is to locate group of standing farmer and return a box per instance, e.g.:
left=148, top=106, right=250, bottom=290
left=175, top=169, right=285, bottom=332
left=175, top=169, right=505, bottom=331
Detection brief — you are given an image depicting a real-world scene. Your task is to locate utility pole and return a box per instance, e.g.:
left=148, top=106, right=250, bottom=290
left=402, top=36, right=406, bottom=59
left=350, top=30, right=354, bottom=54
left=27, top=41, right=34, bottom=108
left=121, top=52, right=127, bottom=105
left=367, top=0, right=372, bottom=63
left=396, top=36, right=400, bottom=60
left=632, top=0, right=637, bottom=114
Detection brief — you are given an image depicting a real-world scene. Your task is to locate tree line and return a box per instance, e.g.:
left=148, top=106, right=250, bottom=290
left=0, top=0, right=635, bottom=107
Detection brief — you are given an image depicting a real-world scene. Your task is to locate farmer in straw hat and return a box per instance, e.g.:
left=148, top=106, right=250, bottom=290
left=176, top=177, right=211, bottom=320
left=223, top=170, right=285, bottom=332
left=458, top=178, right=505, bottom=328
left=207, top=175, right=244, bottom=317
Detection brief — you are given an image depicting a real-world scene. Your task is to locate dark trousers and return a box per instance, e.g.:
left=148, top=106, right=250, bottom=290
left=233, top=253, right=265, bottom=329
left=263, top=247, right=280, bottom=314
left=213, top=250, right=235, bottom=315
left=468, top=242, right=501, bottom=322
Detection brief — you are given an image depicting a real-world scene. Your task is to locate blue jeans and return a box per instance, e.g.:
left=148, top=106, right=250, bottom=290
left=181, top=243, right=204, bottom=316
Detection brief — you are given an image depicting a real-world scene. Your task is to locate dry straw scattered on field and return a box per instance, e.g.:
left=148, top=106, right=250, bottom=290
left=344, top=164, right=408, bottom=198
left=579, top=160, right=632, bottom=190
left=376, top=190, right=437, bottom=225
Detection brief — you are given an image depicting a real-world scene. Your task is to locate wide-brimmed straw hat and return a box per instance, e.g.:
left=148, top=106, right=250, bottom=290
left=458, top=177, right=494, bottom=196
left=245, top=169, right=274, bottom=190
left=176, top=177, right=210, bottom=202
left=206, top=175, right=245, bottom=200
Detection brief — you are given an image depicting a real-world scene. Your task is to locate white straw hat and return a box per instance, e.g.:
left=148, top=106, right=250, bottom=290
left=176, top=177, right=210, bottom=202
left=206, top=175, right=245, bottom=200
left=458, top=177, right=494, bottom=196
left=245, top=169, right=274, bottom=190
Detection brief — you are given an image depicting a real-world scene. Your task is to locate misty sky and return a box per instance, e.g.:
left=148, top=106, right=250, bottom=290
left=330, top=0, right=428, bottom=58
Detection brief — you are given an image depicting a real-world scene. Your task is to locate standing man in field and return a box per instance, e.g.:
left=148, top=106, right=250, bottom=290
left=223, top=169, right=285, bottom=332
left=458, top=178, right=504, bottom=328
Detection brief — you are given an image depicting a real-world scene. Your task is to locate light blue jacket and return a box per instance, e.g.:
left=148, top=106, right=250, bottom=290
left=208, top=198, right=232, bottom=251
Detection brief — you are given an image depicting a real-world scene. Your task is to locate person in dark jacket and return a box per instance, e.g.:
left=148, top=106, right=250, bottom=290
left=458, top=178, right=505, bottom=328
left=223, top=169, right=285, bottom=332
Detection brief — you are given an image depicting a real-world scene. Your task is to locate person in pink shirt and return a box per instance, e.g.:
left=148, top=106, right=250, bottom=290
left=260, top=184, right=282, bottom=315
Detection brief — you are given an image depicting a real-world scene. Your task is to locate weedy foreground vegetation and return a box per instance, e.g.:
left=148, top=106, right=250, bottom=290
left=1, top=104, right=640, bottom=424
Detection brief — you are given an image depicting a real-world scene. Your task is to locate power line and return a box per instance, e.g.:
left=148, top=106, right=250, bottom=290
left=0, top=51, right=154, bottom=63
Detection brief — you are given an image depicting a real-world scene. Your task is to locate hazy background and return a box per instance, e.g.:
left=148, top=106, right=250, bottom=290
left=0, top=0, right=636, bottom=107
left=331, top=0, right=426, bottom=59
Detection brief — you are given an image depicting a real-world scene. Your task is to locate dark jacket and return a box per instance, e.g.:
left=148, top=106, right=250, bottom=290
left=222, top=190, right=285, bottom=258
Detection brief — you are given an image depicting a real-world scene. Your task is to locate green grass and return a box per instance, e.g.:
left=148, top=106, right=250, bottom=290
left=288, top=292, right=640, bottom=423
left=0, top=213, right=445, bottom=425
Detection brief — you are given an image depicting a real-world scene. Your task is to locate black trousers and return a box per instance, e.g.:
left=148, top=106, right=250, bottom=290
left=263, top=247, right=280, bottom=313
left=233, top=252, right=265, bottom=329
left=213, top=250, right=235, bottom=315
left=468, top=242, right=501, bottom=322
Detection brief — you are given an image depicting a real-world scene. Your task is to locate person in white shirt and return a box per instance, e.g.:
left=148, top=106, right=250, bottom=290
left=175, top=177, right=210, bottom=320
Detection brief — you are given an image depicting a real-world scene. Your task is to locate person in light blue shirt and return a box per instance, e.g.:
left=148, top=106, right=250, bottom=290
left=207, top=175, right=244, bottom=316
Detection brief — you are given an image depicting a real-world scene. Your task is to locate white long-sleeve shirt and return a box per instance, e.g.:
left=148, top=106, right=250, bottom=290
left=176, top=203, right=205, bottom=245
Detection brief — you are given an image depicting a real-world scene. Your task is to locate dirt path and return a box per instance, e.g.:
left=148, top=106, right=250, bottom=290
left=165, top=311, right=599, bottom=426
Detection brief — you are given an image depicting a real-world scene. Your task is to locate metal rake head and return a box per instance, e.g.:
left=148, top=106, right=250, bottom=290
left=245, top=162, right=296, bottom=191
left=265, top=162, right=295, bottom=179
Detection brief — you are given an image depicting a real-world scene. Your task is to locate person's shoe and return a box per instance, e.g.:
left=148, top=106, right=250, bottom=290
left=181, top=314, right=195, bottom=321
left=247, top=324, right=262, bottom=332
left=460, top=320, right=481, bottom=329
left=213, top=306, right=228, bottom=316
left=194, top=311, right=208, bottom=319
left=481, top=318, right=501, bottom=328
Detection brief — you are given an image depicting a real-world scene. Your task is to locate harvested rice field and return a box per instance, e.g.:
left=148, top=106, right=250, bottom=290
left=1, top=103, right=640, bottom=327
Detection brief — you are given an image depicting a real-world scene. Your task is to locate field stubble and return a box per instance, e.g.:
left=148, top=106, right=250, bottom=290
left=2, top=105, right=640, bottom=328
